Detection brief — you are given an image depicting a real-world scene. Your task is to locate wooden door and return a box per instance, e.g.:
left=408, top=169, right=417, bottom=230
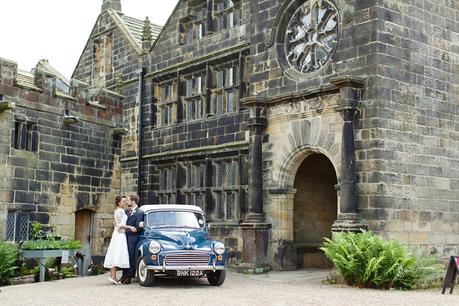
left=74, top=210, right=93, bottom=252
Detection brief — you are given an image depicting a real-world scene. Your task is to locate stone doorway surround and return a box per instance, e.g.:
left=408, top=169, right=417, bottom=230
left=263, top=112, right=342, bottom=270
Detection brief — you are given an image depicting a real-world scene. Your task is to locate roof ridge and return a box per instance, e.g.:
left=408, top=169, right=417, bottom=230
left=114, top=11, right=162, bottom=47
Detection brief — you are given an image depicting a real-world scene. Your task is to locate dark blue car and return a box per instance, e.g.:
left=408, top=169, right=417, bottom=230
left=136, top=204, right=226, bottom=286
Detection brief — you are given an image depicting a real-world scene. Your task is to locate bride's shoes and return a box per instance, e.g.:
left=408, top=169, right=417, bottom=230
left=108, top=277, right=120, bottom=285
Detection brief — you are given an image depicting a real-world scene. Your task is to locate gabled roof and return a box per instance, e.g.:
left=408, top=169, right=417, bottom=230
left=119, top=13, right=162, bottom=45
left=108, top=9, right=162, bottom=55
left=71, top=9, right=162, bottom=79
left=35, top=59, right=70, bottom=86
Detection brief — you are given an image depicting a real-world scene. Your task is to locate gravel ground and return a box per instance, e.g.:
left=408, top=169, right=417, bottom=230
left=0, top=269, right=457, bottom=306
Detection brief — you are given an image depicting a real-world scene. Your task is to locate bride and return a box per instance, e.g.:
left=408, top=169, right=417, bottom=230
left=103, top=195, right=136, bottom=284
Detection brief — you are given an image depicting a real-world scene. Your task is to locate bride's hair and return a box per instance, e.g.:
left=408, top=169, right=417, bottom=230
left=115, top=195, right=127, bottom=207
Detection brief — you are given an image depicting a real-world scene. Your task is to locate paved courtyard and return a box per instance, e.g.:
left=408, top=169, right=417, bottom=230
left=0, top=270, right=457, bottom=306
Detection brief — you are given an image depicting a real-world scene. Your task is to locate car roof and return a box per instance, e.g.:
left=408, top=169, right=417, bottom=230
left=140, top=204, right=204, bottom=214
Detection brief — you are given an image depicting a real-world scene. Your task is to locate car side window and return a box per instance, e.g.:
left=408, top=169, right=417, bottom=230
left=195, top=213, right=205, bottom=228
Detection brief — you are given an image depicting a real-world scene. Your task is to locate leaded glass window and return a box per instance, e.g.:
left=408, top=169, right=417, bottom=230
left=183, top=72, right=206, bottom=121
left=226, top=161, right=233, bottom=187
left=6, top=211, right=29, bottom=242
left=226, top=192, right=233, bottom=219
left=179, top=1, right=207, bottom=44
left=216, top=94, right=223, bottom=114
left=156, top=81, right=176, bottom=126
left=6, top=212, right=15, bottom=241
left=216, top=162, right=224, bottom=187
left=226, top=91, right=234, bottom=113
left=216, top=192, right=223, bottom=219
left=212, top=62, right=239, bottom=115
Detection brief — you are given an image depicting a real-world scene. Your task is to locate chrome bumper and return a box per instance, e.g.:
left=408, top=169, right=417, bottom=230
left=146, top=265, right=226, bottom=272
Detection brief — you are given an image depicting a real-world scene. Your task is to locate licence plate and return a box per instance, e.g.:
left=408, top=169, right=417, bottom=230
left=176, top=270, right=204, bottom=277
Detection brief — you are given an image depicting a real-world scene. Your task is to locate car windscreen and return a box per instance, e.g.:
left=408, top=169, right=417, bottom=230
left=146, top=211, right=205, bottom=229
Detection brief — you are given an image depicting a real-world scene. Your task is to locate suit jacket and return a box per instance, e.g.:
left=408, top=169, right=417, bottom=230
left=125, top=207, right=144, bottom=245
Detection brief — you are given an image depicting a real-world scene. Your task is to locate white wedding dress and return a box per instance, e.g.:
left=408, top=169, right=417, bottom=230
left=103, top=208, right=130, bottom=268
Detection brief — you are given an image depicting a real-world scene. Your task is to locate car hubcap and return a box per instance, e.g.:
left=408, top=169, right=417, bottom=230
left=138, top=258, right=147, bottom=282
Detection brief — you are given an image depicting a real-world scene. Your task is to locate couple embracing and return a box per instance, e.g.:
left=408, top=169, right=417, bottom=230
left=103, top=194, right=144, bottom=285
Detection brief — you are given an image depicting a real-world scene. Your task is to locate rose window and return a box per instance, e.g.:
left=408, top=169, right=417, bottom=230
left=285, top=0, right=339, bottom=74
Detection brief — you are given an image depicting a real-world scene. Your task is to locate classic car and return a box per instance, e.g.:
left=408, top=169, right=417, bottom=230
left=136, top=204, right=226, bottom=286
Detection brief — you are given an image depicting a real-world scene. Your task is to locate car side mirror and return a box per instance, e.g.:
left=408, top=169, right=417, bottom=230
left=139, top=221, right=145, bottom=229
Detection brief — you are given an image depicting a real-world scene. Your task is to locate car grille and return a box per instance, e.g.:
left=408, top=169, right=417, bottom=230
left=165, top=252, right=210, bottom=266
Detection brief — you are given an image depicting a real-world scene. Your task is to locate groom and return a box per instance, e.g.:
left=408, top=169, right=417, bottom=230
left=120, top=193, right=144, bottom=284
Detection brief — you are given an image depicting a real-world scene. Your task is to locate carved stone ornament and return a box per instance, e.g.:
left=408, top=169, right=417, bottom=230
left=285, top=0, right=340, bottom=74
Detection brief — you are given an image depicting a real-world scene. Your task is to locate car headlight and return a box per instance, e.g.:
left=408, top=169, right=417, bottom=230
left=213, top=242, right=225, bottom=255
left=149, top=241, right=161, bottom=254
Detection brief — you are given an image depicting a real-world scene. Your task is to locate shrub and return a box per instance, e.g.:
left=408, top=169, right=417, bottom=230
left=0, top=241, right=18, bottom=285
left=393, top=255, right=444, bottom=290
left=321, top=231, right=443, bottom=290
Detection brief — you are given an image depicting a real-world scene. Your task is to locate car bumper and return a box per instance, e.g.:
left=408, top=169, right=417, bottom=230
left=146, top=265, right=226, bottom=272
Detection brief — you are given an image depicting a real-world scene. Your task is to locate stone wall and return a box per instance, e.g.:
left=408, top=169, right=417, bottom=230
left=354, top=0, right=459, bottom=256
left=249, top=0, right=459, bottom=259
left=72, top=9, right=143, bottom=196
left=0, top=59, right=16, bottom=240
left=0, top=57, right=122, bottom=257
left=137, top=0, right=254, bottom=255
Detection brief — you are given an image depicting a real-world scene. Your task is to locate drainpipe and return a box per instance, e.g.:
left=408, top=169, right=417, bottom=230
left=137, top=67, right=146, bottom=198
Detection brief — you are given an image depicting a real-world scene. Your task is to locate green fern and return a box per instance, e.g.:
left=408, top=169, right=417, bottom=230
left=321, top=231, right=442, bottom=290
left=0, top=241, right=18, bottom=285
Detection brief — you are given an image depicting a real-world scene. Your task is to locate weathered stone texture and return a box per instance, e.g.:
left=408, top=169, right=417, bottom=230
left=0, top=57, right=122, bottom=257
left=353, top=0, right=459, bottom=254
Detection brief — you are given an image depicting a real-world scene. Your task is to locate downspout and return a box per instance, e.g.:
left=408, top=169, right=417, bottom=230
left=137, top=67, right=145, bottom=198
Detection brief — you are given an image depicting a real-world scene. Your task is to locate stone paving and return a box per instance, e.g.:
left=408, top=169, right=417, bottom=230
left=0, top=270, right=457, bottom=306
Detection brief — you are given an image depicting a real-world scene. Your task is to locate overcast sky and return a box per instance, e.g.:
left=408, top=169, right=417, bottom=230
left=0, top=0, right=179, bottom=79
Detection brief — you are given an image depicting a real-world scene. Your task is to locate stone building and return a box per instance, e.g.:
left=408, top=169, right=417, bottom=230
left=0, top=58, right=123, bottom=262
left=136, top=0, right=459, bottom=270
left=0, top=0, right=161, bottom=263
left=2, top=0, right=459, bottom=271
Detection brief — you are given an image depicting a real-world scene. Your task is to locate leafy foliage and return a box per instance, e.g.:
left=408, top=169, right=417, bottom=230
left=321, top=231, right=443, bottom=290
left=21, top=239, right=82, bottom=250
left=61, top=265, right=77, bottom=278
left=0, top=241, right=19, bottom=285
left=29, top=222, right=61, bottom=241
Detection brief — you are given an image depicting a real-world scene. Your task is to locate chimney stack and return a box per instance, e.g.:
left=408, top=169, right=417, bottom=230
left=102, top=0, right=122, bottom=12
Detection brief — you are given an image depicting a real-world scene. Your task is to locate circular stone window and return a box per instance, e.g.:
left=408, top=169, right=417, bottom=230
left=276, top=0, right=340, bottom=80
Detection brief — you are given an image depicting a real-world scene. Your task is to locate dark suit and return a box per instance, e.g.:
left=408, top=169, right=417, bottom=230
left=122, top=207, right=144, bottom=279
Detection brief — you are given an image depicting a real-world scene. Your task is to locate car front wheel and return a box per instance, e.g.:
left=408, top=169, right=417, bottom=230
left=207, top=270, right=226, bottom=286
left=137, top=256, right=155, bottom=286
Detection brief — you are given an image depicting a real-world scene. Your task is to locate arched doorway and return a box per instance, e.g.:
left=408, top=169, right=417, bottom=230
left=293, top=153, right=337, bottom=268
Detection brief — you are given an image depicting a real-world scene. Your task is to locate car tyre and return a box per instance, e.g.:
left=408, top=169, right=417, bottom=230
left=137, top=256, right=155, bottom=286
left=207, top=270, right=226, bottom=286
